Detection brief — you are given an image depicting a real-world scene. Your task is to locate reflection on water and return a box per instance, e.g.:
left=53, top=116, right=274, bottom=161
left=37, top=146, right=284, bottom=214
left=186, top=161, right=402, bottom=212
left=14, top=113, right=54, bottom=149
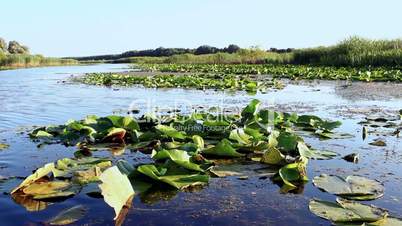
left=0, top=64, right=401, bottom=226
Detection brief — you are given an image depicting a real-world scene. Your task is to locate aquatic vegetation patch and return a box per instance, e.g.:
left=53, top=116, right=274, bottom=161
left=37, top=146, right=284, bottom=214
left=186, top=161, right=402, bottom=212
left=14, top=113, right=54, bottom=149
left=13, top=99, right=401, bottom=224
left=138, top=63, right=402, bottom=82
left=73, top=73, right=284, bottom=92
left=75, top=72, right=284, bottom=92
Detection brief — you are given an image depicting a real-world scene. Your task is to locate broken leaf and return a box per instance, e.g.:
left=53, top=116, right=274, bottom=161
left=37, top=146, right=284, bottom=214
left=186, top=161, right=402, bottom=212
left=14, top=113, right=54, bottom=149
left=99, top=166, right=135, bottom=220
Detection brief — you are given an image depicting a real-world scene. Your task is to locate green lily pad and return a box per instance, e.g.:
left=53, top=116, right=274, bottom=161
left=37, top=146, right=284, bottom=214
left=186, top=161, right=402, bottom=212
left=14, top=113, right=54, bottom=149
left=209, top=162, right=277, bottom=178
left=297, top=142, right=338, bottom=160
left=203, top=139, right=244, bottom=157
left=136, top=164, right=209, bottom=189
left=309, top=198, right=388, bottom=223
left=229, top=128, right=252, bottom=145
left=261, top=147, right=286, bottom=165
left=152, top=149, right=204, bottom=172
left=313, top=174, right=384, bottom=200
left=276, top=157, right=308, bottom=192
left=155, top=124, right=187, bottom=140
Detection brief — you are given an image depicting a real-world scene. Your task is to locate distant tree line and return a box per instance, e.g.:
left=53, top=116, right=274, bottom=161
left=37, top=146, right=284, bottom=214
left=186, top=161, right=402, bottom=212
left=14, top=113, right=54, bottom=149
left=71, top=44, right=241, bottom=61
left=0, top=37, right=30, bottom=54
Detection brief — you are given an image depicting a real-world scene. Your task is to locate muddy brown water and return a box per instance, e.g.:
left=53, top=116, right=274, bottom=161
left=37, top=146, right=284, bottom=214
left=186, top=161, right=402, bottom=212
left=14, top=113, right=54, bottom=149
left=0, top=64, right=401, bottom=226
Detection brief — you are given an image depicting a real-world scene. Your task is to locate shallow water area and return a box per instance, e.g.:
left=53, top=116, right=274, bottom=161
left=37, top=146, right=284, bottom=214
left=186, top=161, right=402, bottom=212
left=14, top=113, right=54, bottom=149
left=0, top=64, right=401, bottom=226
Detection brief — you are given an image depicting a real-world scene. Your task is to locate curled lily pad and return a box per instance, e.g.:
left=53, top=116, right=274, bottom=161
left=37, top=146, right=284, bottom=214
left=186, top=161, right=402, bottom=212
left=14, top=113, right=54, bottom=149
left=22, top=180, right=78, bottom=200
left=297, top=142, right=338, bottom=160
left=12, top=163, right=55, bottom=194
left=309, top=198, right=388, bottom=223
left=152, top=149, right=204, bottom=172
left=229, top=128, right=252, bottom=145
left=276, top=157, right=308, bottom=192
left=261, top=147, right=286, bottom=165
left=203, top=139, right=244, bottom=157
left=99, top=166, right=135, bottom=220
left=103, top=128, right=126, bottom=143
left=155, top=124, right=187, bottom=140
left=136, top=164, right=209, bottom=189
left=47, top=205, right=87, bottom=225
left=313, top=174, right=384, bottom=200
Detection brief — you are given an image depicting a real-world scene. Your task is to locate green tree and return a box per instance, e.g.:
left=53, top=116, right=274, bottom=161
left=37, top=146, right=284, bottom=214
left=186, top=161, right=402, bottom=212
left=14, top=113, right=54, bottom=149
left=8, top=41, right=29, bottom=54
left=0, top=38, right=7, bottom=52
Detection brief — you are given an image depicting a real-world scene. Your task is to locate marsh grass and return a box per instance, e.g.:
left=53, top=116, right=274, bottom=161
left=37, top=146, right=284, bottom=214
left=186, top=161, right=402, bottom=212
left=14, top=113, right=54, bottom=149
left=293, top=37, right=402, bottom=67
left=0, top=53, right=77, bottom=70
left=112, top=37, right=402, bottom=67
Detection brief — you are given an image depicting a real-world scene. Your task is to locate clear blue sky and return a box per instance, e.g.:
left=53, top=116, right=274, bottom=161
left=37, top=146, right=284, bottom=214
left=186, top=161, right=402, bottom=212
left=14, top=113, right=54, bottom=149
left=1, top=0, right=401, bottom=57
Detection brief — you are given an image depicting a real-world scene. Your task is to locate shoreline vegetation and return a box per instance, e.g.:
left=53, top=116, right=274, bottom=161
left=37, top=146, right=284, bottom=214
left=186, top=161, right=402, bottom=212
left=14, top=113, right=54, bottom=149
left=71, top=37, right=402, bottom=68
left=0, top=37, right=77, bottom=70
left=74, top=36, right=402, bottom=83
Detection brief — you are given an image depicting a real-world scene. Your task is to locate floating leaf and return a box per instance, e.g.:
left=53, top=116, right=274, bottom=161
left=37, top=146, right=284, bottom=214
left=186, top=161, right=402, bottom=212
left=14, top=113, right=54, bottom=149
left=229, top=128, right=252, bottom=145
left=136, top=164, right=208, bottom=189
left=277, top=157, right=308, bottom=192
left=155, top=124, right=186, bottom=140
left=47, top=205, right=87, bottom=225
left=313, top=174, right=384, bottom=200
left=152, top=149, right=204, bottom=172
left=12, top=163, right=55, bottom=194
left=261, top=147, right=286, bottom=165
left=297, top=142, right=337, bottom=160
left=369, top=139, right=386, bottom=147
left=202, top=139, right=244, bottom=157
left=99, top=166, right=135, bottom=220
left=209, top=162, right=276, bottom=178
left=309, top=198, right=387, bottom=223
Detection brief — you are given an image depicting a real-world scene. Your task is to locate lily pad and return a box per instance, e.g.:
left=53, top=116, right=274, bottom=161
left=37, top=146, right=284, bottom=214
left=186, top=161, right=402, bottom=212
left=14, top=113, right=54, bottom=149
left=313, top=174, right=384, bottom=200
left=47, top=205, right=87, bottom=225
left=155, top=124, right=187, bottom=140
left=136, top=164, right=209, bottom=189
left=152, top=149, right=204, bottom=172
left=276, top=157, right=308, bottom=192
left=99, top=166, right=135, bottom=220
left=209, top=161, right=277, bottom=178
left=369, top=139, right=387, bottom=147
left=297, top=142, right=338, bottom=160
left=309, top=198, right=388, bottom=223
left=203, top=139, right=244, bottom=157
left=261, top=147, right=286, bottom=165
left=12, top=163, right=55, bottom=194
